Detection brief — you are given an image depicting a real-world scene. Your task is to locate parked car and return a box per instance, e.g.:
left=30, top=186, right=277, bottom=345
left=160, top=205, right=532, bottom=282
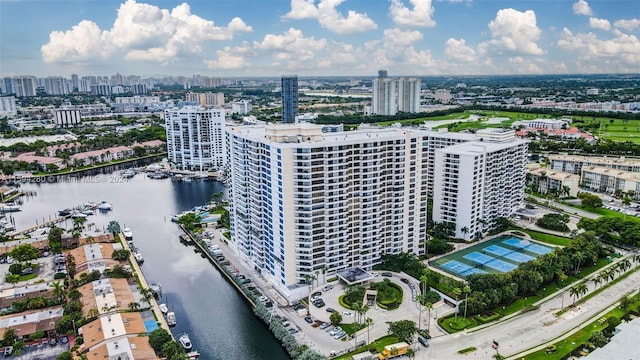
left=4, top=346, right=13, bottom=356
left=401, top=278, right=410, bottom=284
left=304, top=316, right=313, bottom=324
left=381, top=272, right=392, bottom=277
left=288, top=328, right=298, bottom=334
left=322, top=285, right=334, bottom=292
left=418, top=336, right=430, bottom=347
left=311, top=291, right=322, bottom=300
left=326, top=307, right=336, bottom=313
left=319, top=322, right=331, bottom=330
left=342, top=311, right=352, bottom=316
left=49, top=338, right=57, bottom=346
left=60, top=336, right=68, bottom=344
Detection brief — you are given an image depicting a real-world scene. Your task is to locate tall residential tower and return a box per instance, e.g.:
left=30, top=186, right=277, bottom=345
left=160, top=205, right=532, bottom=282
left=281, top=75, right=298, bottom=123
left=165, top=106, right=226, bottom=171
left=226, top=124, right=432, bottom=301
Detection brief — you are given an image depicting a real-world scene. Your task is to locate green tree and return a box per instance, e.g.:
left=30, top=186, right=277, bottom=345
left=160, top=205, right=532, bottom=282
left=386, top=320, right=418, bottom=344
left=106, top=221, right=121, bottom=235
left=329, top=311, right=342, bottom=326
left=589, top=331, right=608, bottom=348
left=51, top=281, right=66, bottom=303
left=56, top=351, right=73, bottom=360
left=2, top=328, right=17, bottom=347
left=9, top=244, right=40, bottom=263
left=148, top=328, right=172, bottom=353
left=161, top=341, right=184, bottom=359
left=569, top=283, right=588, bottom=305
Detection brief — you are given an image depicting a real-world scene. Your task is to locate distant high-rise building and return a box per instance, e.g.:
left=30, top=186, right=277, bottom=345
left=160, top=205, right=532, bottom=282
left=1, top=78, right=13, bottom=95
left=12, top=76, right=37, bottom=97
left=165, top=106, right=226, bottom=171
left=131, top=84, right=147, bottom=95
left=372, top=71, right=421, bottom=115
left=433, top=129, right=527, bottom=239
left=397, top=77, right=421, bottom=113
left=372, top=77, right=396, bottom=116
left=70, top=74, right=79, bottom=91
left=231, top=100, right=252, bottom=114
left=0, top=96, right=17, bottom=118
left=185, top=92, right=224, bottom=107
left=281, top=75, right=298, bottom=123
left=44, top=76, right=70, bottom=95
left=90, top=84, right=111, bottom=96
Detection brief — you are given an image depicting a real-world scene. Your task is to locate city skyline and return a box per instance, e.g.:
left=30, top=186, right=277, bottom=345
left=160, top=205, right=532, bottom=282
left=0, top=0, right=639, bottom=77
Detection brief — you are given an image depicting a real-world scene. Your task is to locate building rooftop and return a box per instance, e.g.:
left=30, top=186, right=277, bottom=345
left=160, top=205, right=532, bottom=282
left=0, top=306, right=64, bottom=338
left=588, top=317, right=640, bottom=360
left=582, top=166, right=640, bottom=181
left=549, top=154, right=640, bottom=166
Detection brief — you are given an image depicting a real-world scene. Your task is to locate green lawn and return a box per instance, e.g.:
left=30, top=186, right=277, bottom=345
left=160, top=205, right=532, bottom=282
left=515, top=228, right=572, bottom=246
left=523, top=298, right=640, bottom=360
left=18, top=273, right=38, bottom=282
left=438, top=316, right=479, bottom=333
left=334, top=335, right=399, bottom=360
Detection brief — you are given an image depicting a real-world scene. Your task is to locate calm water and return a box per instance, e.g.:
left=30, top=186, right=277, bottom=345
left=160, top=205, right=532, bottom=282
left=10, top=174, right=289, bottom=360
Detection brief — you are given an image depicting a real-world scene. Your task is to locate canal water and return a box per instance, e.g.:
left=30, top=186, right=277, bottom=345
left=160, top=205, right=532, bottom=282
left=10, top=174, right=289, bottom=360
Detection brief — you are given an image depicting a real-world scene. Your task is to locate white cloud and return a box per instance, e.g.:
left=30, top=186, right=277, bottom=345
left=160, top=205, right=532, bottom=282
left=508, top=56, right=543, bottom=74
left=589, top=17, right=611, bottom=31
left=379, top=28, right=433, bottom=66
left=254, top=28, right=327, bottom=61
left=443, top=38, right=476, bottom=62
left=206, top=45, right=251, bottom=70
left=480, top=8, right=543, bottom=56
left=572, top=0, right=593, bottom=16
left=558, top=27, right=640, bottom=68
left=282, top=0, right=377, bottom=35
left=614, top=18, right=640, bottom=31
left=41, top=0, right=252, bottom=63
left=389, top=0, right=436, bottom=28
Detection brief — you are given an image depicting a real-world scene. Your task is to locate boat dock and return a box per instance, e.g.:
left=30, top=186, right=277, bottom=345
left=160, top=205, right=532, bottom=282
left=7, top=201, right=103, bottom=237
left=118, top=231, right=174, bottom=339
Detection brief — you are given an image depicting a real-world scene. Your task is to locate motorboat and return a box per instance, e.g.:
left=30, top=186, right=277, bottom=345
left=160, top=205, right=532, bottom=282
left=149, top=282, right=162, bottom=298
left=158, top=303, right=168, bottom=314
left=123, top=228, right=133, bottom=240
left=179, top=333, right=192, bottom=350
left=134, top=253, right=144, bottom=264
left=166, top=311, right=176, bottom=326
left=122, top=169, right=136, bottom=178
left=82, top=209, right=94, bottom=215
left=187, top=351, right=200, bottom=359
left=71, top=212, right=88, bottom=219
left=170, top=214, right=180, bottom=222
left=58, top=208, right=73, bottom=216
left=98, top=201, right=112, bottom=211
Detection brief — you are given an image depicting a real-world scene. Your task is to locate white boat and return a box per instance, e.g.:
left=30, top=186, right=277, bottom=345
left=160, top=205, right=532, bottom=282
left=98, top=201, right=112, bottom=210
left=187, top=350, right=200, bottom=359
left=178, top=333, right=192, bottom=350
left=82, top=209, right=94, bottom=215
left=167, top=311, right=176, bottom=326
left=123, top=228, right=133, bottom=240
left=0, top=205, right=21, bottom=212
left=71, top=212, right=88, bottom=219
left=170, top=215, right=180, bottom=222
left=122, top=169, right=136, bottom=178
left=134, top=253, right=144, bottom=264
left=149, top=282, right=162, bottom=298
left=158, top=303, right=168, bottom=314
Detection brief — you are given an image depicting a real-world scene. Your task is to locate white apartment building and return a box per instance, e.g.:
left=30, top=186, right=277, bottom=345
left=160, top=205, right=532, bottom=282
left=581, top=166, right=640, bottom=197
left=115, top=96, right=160, bottom=104
left=421, top=129, right=477, bottom=195
left=165, top=106, right=226, bottom=171
left=550, top=154, right=640, bottom=175
left=397, top=77, right=421, bottom=113
left=433, top=129, right=528, bottom=240
left=0, top=96, right=17, bottom=118
left=372, top=77, right=397, bottom=115
left=434, top=89, right=452, bottom=103
left=54, top=109, right=82, bottom=128
left=226, top=124, right=432, bottom=302
left=231, top=100, right=252, bottom=114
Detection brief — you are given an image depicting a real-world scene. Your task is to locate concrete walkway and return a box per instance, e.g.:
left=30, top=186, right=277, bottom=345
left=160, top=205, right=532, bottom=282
left=119, top=231, right=173, bottom=339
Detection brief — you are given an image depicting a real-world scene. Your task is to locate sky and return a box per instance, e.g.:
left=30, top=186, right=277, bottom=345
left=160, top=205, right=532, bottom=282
left=0, top=0, right=639, bottom=77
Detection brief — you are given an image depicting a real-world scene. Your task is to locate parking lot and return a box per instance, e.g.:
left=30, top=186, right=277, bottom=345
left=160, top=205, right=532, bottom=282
left=3, top=338, right=70, bottom=360
left=0, top=252, right=59, bottom=289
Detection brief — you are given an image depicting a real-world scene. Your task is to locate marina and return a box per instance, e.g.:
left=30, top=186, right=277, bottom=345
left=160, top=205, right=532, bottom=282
left=6, top=174, right=289, bottom=360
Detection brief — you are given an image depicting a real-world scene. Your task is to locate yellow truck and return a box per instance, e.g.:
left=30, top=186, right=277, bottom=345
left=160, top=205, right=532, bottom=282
left=378, top=342, right=410, bottom=359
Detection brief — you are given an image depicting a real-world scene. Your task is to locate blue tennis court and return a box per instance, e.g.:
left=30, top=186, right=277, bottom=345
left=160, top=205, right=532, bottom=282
left=464, top=252, right=496, bottom=265
left=526, top=243, right=553, bottom=255
left=503, top=237, right=531, bottom=249
left=441, top=260, right=487, bottom=276
left=503, top=252, right=535, bottom=263
left=484, top=245, right=512, bottom=257
left=431, top=235, right=557, bottom=278
left=484, top=259, right=518, bottom=272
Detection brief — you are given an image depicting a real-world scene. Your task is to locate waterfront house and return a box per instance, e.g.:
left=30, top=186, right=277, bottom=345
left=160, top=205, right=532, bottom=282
left=77, top=278, right=138, bottom=317
left=79, top=312, right=159, bottom=360
left=68, top=243, right=126, bottom=280
left=0, top=282, right=55, bottom=312
left=0, top=306, right=64, bottom=339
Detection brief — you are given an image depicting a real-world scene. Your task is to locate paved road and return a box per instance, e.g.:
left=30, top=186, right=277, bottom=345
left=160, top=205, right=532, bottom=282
left=527, top=194, right=600, bottom=220
left=414, top=258, right=640, bottom=360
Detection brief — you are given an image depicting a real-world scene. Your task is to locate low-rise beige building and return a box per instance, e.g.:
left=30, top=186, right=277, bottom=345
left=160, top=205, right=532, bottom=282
left=78, top=278, right=138, bottom=317
left=581, top=166, right=640, bottom=196
left=526, top=164, right=580, bottom=197
left=68, top=242, right=125, bottom=280
left=79, top=312, right=158, bottom=360
left=550, top=154, right=640, bottom=175
left=0, top=306, right=63, bottom=339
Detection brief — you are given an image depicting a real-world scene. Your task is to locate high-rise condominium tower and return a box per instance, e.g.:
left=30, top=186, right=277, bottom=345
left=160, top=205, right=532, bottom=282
left=281, top=75, right=298, bottom=123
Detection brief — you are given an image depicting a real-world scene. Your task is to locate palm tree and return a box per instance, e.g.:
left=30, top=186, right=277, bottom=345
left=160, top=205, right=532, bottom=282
left=51, top=281, right=66, bottom=303
left=352, top=301, right=363, bottom=325
left=365, top=317, right=374, bottom=345
left=569, top=283, right=588, bottom=305
left=606, top=268, right=616, bottom=282
left=424, top=301, right=433, bottom=333
left=462, top=285, right=472, bottom=319
left=87, top=307, right=99, bottom=319
left=618, top=259, right=631, bottom=273
left=593, top=276, right=602, bottom=289
left=162, top=341, right=184, bottom=359
left=572, top=251, right=586, bottom=273
left=453, top=287, right=462, bottom=319
left=460, top=226, right=469, bottom=240
left=128, top=301, right=140, bottom=311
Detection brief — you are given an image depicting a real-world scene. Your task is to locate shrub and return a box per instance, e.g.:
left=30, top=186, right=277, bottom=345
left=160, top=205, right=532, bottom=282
left=536, top=213, right=570, bottom=232
left=474, top=312, right=501, bottom=324
left=9, top=263, right=23, bottom=275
